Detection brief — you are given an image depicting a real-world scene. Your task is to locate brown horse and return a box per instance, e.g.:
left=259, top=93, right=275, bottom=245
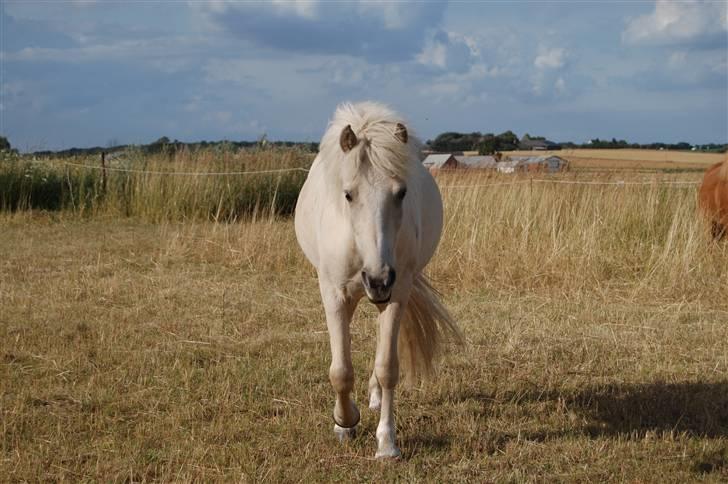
left=698, top=158, right=728, bottom=240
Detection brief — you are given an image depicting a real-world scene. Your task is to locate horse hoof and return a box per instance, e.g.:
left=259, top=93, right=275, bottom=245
left=333, top=423, right=357, bottom=442
left=375, top=445, right=402, bottom=459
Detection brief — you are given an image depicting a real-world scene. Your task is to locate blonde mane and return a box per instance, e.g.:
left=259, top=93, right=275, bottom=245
left=318, top=102, right=421, bottom=180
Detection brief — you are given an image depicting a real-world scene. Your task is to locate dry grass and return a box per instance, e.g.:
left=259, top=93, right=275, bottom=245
left=2, top=167, right=728, bottom=481
left=507, top=149, right=725, bottom=171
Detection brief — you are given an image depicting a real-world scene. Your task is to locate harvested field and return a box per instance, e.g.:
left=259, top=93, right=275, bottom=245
left=2, top=159, right=727, bottom=481
left=506, top=149, right=725, bottom=171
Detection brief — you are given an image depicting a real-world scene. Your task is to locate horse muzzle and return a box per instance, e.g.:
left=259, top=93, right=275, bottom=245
left=361, top=268, right=396, bottom=304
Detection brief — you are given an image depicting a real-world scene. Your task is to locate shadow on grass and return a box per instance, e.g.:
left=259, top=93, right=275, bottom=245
left=567, top=381, right=728, bottom=438
left=400, top=433, right=451, bottom=453
left=446, top=380, right=728, bottom=438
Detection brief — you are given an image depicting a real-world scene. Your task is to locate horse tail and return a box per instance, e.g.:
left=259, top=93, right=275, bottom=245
left=398, top=273, right=463, bottom=385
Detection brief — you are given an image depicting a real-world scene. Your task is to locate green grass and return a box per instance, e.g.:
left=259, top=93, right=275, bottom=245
left=0, top=147, right=311, bottom=221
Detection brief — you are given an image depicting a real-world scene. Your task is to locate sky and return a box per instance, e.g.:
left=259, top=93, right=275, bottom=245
left=1, top=0, right=727, bottom=152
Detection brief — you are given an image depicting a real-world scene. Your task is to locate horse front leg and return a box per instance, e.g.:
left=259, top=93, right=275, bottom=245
left=319, top=280, right=360, bottom=441
left=368, top=327, right=382, bottom=411
left=374, top=299, right=406, bottom=458
left=368, top=366, right=382, bottom=411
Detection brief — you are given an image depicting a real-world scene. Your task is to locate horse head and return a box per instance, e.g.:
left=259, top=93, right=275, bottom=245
left=337, top=120, right=410, bottom=303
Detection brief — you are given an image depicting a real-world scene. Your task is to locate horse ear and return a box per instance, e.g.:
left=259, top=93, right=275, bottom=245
left=340, top=125, right=358, bottom=153
left=395, top=123, right=408, bottom=144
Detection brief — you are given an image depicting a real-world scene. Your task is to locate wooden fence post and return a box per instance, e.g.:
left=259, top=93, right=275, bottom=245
left=101, top=151, right=107, bottom=194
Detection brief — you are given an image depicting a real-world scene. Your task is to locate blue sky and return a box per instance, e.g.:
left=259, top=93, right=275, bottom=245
left=1, top=0, right=726, bottom=152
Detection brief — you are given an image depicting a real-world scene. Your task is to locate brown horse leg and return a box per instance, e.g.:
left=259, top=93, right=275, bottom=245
left=712, top=221, right=726, bottom=241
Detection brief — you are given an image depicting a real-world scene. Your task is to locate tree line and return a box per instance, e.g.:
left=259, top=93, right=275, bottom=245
left=2, top=133, right=725, bottom=157
left=5, top=136, right=319, bottom=158
left=426, top=132, right=726, bottom=154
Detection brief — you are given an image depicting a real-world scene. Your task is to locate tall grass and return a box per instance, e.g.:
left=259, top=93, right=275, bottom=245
left=432, top=171, right=726, bottom=303
left=2, top=148, right=724, bottom=300
left=0, top=147, right=312, bottom=221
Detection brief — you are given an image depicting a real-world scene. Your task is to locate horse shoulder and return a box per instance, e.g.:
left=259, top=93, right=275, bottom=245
left=316, top=205, right=360, bottom=281
left=699, top=162, right=724, bottom=214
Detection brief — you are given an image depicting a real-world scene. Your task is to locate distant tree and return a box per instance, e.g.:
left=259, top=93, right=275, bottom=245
left=153, top=136, right=171, bottom=145
left=674, top=142, right=692, bottom=151
left=497, top=130, right=519, bottom=151
left=429, top=131, right=483, bottom=152
left=477, top=135, right=496, bottom=155
left=0, top=135, right=10, bottom=151
left=257, top=133, right=269, bottom=148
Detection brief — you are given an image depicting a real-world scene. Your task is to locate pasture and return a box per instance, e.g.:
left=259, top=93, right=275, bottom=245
left=1, top=150, right=728, bottom=481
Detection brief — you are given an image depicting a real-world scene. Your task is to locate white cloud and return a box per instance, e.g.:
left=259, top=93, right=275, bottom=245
left=199, top=0, right=319, bottom=19
left=534, top=47, right=566, bottom=69
left=416, top=31, right=478, bottom=72
left=417, top=62, right=495, bottom=105
left=417, top=41, right=447, bottom=69
left=555, top=76, right=566, bottom=93
left=270, top=0, right=318, bottom=19
left=203, top=111, right=232, bottom=124
left=4, top=36, right=209, bottom=73
left=356, top=1, right=406, bottom=29
left=623, top=0, right=727, bottom=46
left=663, top=48, right=727, bottom=85
left=191, top=1, right=446, bottom=63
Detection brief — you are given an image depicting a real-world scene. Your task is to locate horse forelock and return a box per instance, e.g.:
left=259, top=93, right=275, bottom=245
left=319, top=102, right=419, bottom=182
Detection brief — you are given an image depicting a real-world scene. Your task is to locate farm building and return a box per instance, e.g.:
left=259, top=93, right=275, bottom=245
left=455, top=155, right=498, bottom=170
left=507, top=155, right=569, bottom=173
left=422, top=154, right=458, bottom=172
left=496, top=160, right=520, bottom=174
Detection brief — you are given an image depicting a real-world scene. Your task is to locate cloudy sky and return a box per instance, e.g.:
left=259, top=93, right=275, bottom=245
left=1, top=0, right=726, bottom=151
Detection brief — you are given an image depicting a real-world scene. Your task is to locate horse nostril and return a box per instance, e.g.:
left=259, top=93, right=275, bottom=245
left=361, top=271, right=370, bottom=288
left=384, top=268, right=396, bottom=289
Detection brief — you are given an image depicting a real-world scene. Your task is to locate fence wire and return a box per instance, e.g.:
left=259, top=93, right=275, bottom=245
left=26, top=158, right=703, bottom=187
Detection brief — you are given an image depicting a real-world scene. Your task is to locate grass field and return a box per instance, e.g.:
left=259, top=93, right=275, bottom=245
left=1, top=152, right=727, bottom=481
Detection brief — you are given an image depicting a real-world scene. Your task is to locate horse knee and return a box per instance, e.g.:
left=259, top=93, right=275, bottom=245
left=375, top=361, right=399, bottom=389
left=329, top=364, right=354, bottom=393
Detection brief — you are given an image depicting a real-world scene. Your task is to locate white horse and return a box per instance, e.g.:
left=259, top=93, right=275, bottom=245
left=294, top=102, right=461, bottom=458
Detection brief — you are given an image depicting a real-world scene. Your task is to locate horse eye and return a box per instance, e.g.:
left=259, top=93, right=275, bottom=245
left=344, top=191, right=353, bottom=202
left=395, top=188, right=407, bottom=201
